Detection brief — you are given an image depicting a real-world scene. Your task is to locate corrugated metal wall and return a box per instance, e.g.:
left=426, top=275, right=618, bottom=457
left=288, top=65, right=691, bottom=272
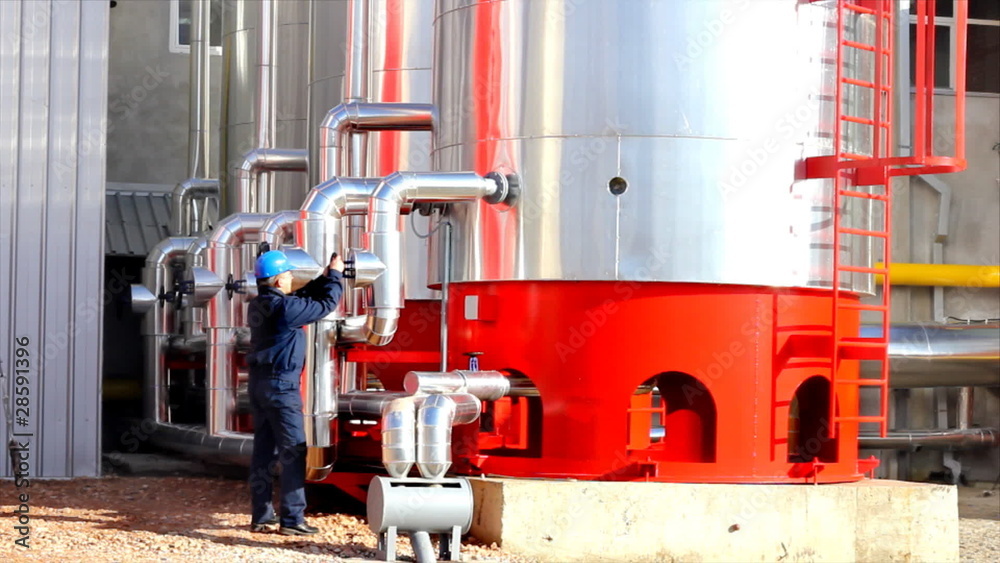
left=0, top=0, right=109, bottom=477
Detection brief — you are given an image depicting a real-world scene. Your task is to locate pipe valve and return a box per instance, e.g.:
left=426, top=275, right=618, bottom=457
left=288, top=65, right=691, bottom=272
left=346, top=250, right=387, bottom=287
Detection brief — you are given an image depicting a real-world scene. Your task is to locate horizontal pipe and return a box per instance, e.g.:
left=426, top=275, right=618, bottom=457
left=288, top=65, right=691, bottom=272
left=340, top=391, right=410, bottom=418
left=876, top=263, right=1000, bottom=287
left=403, top=371, right=510, bottom=401
left=168, top=334, right=207, bottom=355
left=859, top=428, right=999, bottom=449
left=860, top=323, right=1000, bottom=388
left=319, top=102, right=435, bottom=180
left=149, top=422, right=254, bottom=459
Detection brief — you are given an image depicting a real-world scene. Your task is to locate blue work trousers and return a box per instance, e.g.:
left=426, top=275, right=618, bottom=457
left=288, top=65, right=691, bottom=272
left=248, top=376, right=307, bottom=527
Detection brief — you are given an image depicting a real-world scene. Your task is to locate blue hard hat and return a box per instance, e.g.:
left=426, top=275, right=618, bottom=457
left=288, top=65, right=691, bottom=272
left=255, top=250, right=293, bottom=279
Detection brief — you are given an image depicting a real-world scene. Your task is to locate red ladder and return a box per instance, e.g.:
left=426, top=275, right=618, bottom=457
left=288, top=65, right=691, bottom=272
left=807, top=0, right=968, bottom=440
left=828, top=0, right=893, bottom=439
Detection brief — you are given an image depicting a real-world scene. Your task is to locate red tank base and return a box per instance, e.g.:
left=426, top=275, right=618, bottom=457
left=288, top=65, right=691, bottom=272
left=439, top=280, right=878, bottom=484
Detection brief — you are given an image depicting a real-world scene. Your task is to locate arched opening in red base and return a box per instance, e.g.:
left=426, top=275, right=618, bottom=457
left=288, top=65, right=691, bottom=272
left=629, top=372, right=717, bottom=463
left=788, top=375, right=838, bottom=463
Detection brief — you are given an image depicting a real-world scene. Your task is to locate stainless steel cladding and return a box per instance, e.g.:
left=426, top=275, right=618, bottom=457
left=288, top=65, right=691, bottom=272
left=382, top=397, right=417, bottom=478
left=370, top=0, right=438, bottom=300
left=222, top=0, right=310, bottom=215
left=432, top=0, right=879, bottom=290
left=864, top=323, right=1000, bottom=388
left=307, top=0, right=350, bottom=187
left=0, top=0, right=109, bottom=477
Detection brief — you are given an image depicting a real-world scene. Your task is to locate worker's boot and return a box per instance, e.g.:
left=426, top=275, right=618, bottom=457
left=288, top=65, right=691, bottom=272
left=279, top=521, right=320, bottom=536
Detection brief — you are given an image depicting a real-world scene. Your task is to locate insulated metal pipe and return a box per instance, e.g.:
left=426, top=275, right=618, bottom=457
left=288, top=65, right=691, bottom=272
left=417, top=394, right=482, bottom=480
left=362, top=172, right=502, bottom=345
left=188, top=0, right=212, bottom=180
left=318, top=102, right=435, bottom=181
left=382, top=396, right=417, bottom=478
left=172, top=178, right=220, bottom=236
left=340, top=391, right=409, bottom=418
left=859, top=428, right=999, bottom=449
left=860, top=323, right=1000, bottom=388
left=403, top=371, right=511, bottom=401
left=234, top=148, right=308, bottom=214
left=206, top=214, right=269, bottom=436
left=140, top=237, right=196, bottom=426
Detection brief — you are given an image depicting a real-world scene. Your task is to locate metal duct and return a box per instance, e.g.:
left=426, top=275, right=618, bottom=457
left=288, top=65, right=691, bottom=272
left=859, top=323, right=1000, bottom=387
left=171, top=0, right=218, bottom=237
left=341, top=391, right=409, bottom=418
left=416, top=393, right=481, bottom=480
left=234, top=148, right=308, bottom=214
left=172, top=178, right=220, bottom=236
left=189, top=0, right=212, bottom=180
left=223, top=0, right=310, bottom=215
left=206, top=214, right=269, bottom=437
left=298, top=177, right=381, bottom=401
left=319, top=102, right=435, bottom=180
left=148, top=422, right=254, bottom=460
left=139, top=237, right=197, bottom=426
left=382, top=397, right=417, bottom=478
left=859, top=428, right=999, bottom=449
left=403, top=371, right=510, bottom=401
left=360, top=171, right=503, bottom=345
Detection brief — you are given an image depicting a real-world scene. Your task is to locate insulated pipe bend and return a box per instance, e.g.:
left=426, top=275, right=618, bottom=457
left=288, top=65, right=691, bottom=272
left=364, top=172, right=501, bottom=346
left=318, top=103, right=435, bottom=180
left=234, top=148, right=308, bottom=214
left=206, top=214, right=269, bottom=436
left=172, top=178, right=220, bottom=236
left=141, top=237, right=197, bottom=427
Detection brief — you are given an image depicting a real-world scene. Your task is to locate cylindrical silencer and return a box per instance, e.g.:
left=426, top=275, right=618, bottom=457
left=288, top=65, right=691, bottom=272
left=366, top=476, right=473, bottom=534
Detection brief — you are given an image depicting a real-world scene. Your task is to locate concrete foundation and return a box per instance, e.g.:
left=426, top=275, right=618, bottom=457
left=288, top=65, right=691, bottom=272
left=469, top=478, right=958, bottom=562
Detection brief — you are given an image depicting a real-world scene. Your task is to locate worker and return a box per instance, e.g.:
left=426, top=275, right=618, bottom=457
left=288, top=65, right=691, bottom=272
left=246, top=249, right=345, bottom=535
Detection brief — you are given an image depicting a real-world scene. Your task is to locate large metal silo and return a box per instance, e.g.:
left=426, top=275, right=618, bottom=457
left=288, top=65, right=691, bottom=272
left=221, top=0, right=310, bottom=215
left=428, top=0, right=886, bottom=483
left=430, top=0, right=868, bottom=288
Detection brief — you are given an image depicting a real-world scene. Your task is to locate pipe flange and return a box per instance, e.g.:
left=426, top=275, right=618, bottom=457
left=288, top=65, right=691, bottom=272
left=483, top=172, right=509, bottom=205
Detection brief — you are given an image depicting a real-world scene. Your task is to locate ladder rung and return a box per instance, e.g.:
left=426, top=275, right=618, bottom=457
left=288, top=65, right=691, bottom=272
left=839, top=189, right=888, bottom=201
left=844, top=3, right=876, bottom=15
left=838, top=227, right=889, bottom=238
left=842, top=40, right=876, bottom=52
left=835, top=379, right=888, bottom=386
left=837, top=302, right=889, bottom=312
left=837, top=265, right=889, bottom=274
left=843, top=77, right=876, bottom=89
left=840, top=152, right=872, bottom=160
left=835, top=416, right=886, bottom=423
left=842, top=115, right=876, bottom=126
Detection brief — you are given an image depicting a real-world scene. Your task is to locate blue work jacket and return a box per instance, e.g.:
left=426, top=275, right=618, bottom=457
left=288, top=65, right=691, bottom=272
left=246, top=269, right=344, bottom=381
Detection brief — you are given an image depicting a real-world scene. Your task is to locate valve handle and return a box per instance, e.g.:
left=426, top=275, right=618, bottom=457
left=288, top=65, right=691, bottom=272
left=225, top=273, right=246, bottom=299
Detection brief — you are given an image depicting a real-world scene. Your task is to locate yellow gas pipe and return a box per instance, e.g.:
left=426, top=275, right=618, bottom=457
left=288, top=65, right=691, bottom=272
left=876, top=263, right=1000, bottom=287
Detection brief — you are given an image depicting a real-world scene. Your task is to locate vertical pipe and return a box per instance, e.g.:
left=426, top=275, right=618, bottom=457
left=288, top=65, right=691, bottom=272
left=254, top=0, right=277, bottom=212
left=957, top=387, right=973, bottom=430
left=189, top=0, right=212, bottom=179
left=206, top=214, right=269, bottom=436
left=440, top=220, right=452, bottom=371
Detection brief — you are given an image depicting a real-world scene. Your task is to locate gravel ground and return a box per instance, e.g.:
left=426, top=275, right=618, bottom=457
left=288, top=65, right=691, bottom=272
left=958, top=485, right=1000, bottom=563
left=0, top=476, right=532, bottom=562
left=1, top=475, right=996, bottom=561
